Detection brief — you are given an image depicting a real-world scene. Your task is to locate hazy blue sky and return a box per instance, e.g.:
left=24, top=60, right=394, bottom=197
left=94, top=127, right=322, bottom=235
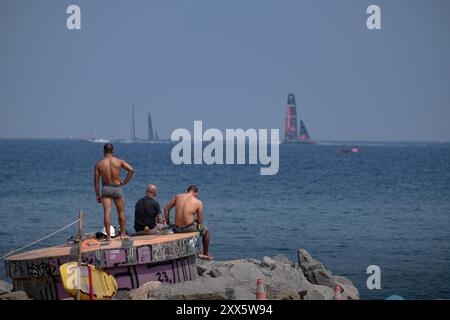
left=1, top=0, right=449, bottom=141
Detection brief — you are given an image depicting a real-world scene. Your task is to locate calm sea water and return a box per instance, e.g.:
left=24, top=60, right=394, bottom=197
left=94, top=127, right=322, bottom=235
left=0, top=139, right=449, bottom=299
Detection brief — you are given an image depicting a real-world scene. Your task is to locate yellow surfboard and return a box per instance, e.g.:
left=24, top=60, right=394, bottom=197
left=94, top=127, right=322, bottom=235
left=60, top=262, right=118, bottom=300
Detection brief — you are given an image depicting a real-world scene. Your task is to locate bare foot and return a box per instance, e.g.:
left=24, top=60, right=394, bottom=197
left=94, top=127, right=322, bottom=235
left=120, top=233, right=130, bottom=240
left=197, top=253, right=214, bottom=261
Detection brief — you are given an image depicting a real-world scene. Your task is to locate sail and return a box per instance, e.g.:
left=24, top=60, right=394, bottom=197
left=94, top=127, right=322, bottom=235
left=148, top=113, right=154, bottom=140
left=284, top=93, right=298, bottom=142
left=298, top=120, right=312, bottom=143
left=131, top=101, right=137, bottom=142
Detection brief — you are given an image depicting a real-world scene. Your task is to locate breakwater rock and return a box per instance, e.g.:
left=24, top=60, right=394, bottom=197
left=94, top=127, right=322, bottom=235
left=0, top=280, right=31, bottom=300
left=124, top=248, right=359, bottom=300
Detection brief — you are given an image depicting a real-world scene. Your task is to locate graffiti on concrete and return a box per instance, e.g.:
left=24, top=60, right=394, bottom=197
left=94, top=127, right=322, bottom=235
left=5, top=235, right=199, bottom=299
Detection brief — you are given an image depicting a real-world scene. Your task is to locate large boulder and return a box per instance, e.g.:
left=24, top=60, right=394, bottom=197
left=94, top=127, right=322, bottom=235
left=123, top=281, right=162, bottom=300
left=272, top=254, right=295, bottom=267
left=333, top=276, right=360, bottom=300
left=120, top=249, right=359, bottom=300
left=302, top=284, right=334, bottom=300
left=147, top=277, right=253, bottom=300
left=296, top=249, right=359, bottom=299
left=261, top=256, right=277, bottom=270
left=262, top=261, right=308, bottom=299
left=0, top=290, right=30, bottom=300
left=197, top=260, right=223, bottom=278
left=297, top=249, right=336, bottom=288
left=229, top=261, right=265, bottom=284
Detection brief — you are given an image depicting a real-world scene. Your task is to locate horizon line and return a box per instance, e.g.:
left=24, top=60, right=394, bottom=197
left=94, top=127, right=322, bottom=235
left=0, top=137, right=449, bottom=144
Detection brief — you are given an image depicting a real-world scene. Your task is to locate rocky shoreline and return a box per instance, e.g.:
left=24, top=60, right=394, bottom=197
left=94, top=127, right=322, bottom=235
left=0, top=248, right=359, bottom=300
left=123, top=248, right=359, bottom=300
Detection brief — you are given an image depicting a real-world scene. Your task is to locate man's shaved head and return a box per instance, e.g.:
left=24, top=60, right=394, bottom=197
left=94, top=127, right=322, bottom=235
left=147, top=184, right=157, bottom=196
left=103, top=143, right=114, bottom=154
left=187, top=184, right=199, bottom=197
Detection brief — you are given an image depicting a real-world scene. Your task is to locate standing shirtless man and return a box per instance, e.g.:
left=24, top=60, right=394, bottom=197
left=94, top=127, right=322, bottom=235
left=94, top=143, right=134, bottom=240
left=164, top=185, right=213, bottom=260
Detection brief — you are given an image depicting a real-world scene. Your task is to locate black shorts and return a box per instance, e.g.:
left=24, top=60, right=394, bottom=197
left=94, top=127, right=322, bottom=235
left=173, top=223, right=208, bottom=237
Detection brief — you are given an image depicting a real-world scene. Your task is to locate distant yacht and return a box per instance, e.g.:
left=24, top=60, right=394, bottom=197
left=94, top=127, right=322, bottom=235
left=90, top=138, right=111, bottom=144
left=83, top=102, right=171, bottom=144
left=298, top=120, right=313, bottom=144
left=123, top=103, right=170, bottom=143
left=283, top=93, right=316, bottom=144
left=81, top=131, right=111, bottom=144
left=81, top=137, right=111, bottom=143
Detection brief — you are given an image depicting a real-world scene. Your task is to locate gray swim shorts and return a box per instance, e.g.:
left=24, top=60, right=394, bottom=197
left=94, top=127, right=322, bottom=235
left=101, top=185, right=124, bottom=199
left=173, top=223, right=208, bottom=237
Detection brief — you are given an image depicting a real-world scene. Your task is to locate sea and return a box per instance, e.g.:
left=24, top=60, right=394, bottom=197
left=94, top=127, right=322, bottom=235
left=0, top=139, right=449, bottom=300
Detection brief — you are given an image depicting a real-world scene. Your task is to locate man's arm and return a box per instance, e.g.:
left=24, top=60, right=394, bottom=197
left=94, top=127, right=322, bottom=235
left=164, top=196, right=176, bottom=225
left=156, top=213, right=163, bottom=225
left=120, top=160, right=134, bottom=185
left=196, top=201, right=204, bottom=224
left=94, top=164, right=101, bottom=203
left=156, top=203, right=163, bottom=224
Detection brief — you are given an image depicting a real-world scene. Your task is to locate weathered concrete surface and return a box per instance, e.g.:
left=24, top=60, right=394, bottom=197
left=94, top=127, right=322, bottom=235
left=125, top=249, right=359, bottom=300
left=5, top=233, right=199, bottom=278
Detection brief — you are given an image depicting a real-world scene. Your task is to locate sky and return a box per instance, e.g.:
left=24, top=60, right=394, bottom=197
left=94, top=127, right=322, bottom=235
left=1, top=0, right=449, bottom=141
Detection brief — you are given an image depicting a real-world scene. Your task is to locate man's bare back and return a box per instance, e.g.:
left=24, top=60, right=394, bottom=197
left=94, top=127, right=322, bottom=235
left=164, top=185, right=212, bottom=260
left=94, top=144, right=134, bottom=240
left=96, top=156, right=132, bottom=186
left=172, top=193, right=203, bottom=227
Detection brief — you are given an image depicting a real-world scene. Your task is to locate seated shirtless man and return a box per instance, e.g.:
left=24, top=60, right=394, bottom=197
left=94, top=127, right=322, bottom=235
left=94, top=143, right=134, bottom=240
left=164, top=185, right=213, bottom=260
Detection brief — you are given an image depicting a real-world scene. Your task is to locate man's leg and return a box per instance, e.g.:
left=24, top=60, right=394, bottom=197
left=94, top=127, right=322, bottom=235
left=102, top=197, right=112, bottom=241
left=198, top=228, right=213, bottom=260
left=113, top=197, right=129, bottom=239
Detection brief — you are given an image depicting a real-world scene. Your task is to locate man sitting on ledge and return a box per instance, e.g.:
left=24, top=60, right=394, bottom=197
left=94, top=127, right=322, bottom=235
left=164, top=185, right=213, bottom=261
left=134, top=184, right=163, bottom=234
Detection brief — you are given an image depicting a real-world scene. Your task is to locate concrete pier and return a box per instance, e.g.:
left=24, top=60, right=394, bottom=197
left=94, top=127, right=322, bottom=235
left=4, top=232, right=199, bottom=300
